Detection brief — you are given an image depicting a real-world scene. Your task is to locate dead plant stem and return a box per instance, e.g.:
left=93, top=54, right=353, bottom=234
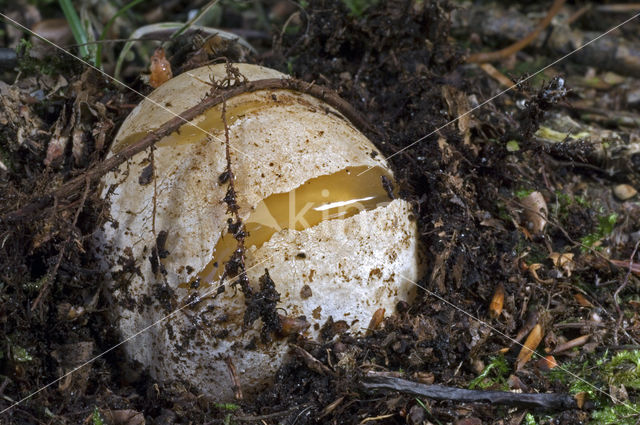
left=467, top=0, right=566, bottom=63
left=31, top=176, right=91, bottom=311
left=3, top=78, right=373, bottom=224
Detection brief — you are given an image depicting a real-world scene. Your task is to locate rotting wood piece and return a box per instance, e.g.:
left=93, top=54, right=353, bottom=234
left=361, top=372, right=577, bottom=411
left=2, top=77, right=377, bottom=223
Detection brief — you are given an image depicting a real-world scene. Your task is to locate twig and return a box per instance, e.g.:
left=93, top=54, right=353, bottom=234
left=361, top=373, right=577, bottom=411
left=3, top=78, right=375, bottom=224
left=231, top=405, right=312, bottom=422
left=31, top=176, right=91, bottom=311
left=224, top=355, right=243, bottom=401
left=479, top=63, right=516, bottom=88
left=552, top=334, right=591, bottom=354
left=0, top=377, right=9, bottom=397
left=614, top=239, right=640, bottom=344
left=293, top=345, right=335, bottom=376
left=467, top=0, right=566, bottom=63
left=566, top=4, right=591, bottom=26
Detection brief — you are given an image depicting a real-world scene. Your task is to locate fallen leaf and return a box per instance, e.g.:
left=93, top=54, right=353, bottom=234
left=516, top=324, right=543, bottom=370
left=489, top=284, right=504, bottom=319
left=44, top=104, right=69, bottom=167
left=528, top=263, right=553, bottom=284
left=536, top=355, right=558, bottom=370
left=549, top=252, right=575, bottom=277
left=102, top=409, right=145, bottom=425
left=575, top=392, right=587, bottom=409
left=574, top=293, right=594, bottom=307
left=366, top=308, right=385, bottom=335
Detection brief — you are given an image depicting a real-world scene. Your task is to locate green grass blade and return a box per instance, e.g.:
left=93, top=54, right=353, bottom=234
left=96, top=0, right=146, bottom=69
left=58, top=0, right=91, bottom=61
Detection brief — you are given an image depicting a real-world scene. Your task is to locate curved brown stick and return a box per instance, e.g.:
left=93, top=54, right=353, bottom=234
left=467, top=0, right=566, bottom=63
left=362, top=373, right=577, bottom=411
left=2, top=78, right=375, bottom=223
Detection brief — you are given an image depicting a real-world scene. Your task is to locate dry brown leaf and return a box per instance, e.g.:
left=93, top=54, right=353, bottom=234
left=549, top=252, right=575, bottom=277
left=574, top=293, right=594, bottom=307
left=413, top=371, right=435, bottom=385
left=536, top=355, right=558, bottom=370
left=366, top=308, right=385, bottom=335
left=528, top=263, right=553, bottom=284
left=489, top=284, right=504, bottom=319
left=44, top=104, right=69, bottom=167
left=516, top=323, right=543, bottom=370
left=575, top=392, right=587, bottom=409
left=102, top=409, right=145, bottom=425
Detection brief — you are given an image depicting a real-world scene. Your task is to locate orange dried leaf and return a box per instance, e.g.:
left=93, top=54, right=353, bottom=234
left=149, top=47, right=172, bottom=88
left=574, top=293, right=594, bottom=307
left=528, top=263, right=553, bottom=284
left=575, top=392, right=587, bottom=409
left=516, top=323, right=543, bottom=370
left=489, top=284, right=505, bottom=319
left=413, top=371, right=435, bottom=385
left=366, top=308, right=385, bottom=335
left=279, top=314, right=310, bottom=336
left=536, top=355, right=558, bottom=370
left=549, top=252, right=575, bottom=277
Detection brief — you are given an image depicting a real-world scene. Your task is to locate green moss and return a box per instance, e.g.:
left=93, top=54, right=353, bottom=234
left=515, top=188, right=535, bottom=199
left=591, top=404, right=640, bottom=425
left=92, top=407, right=104, bottom=425
left=580, top=213, right=618, bottom=251
left=16, top=37, right=83, bottom=76
left=524, top=413, right=537, bottom=425
left=605, top=350, right=640, bottom=390
left=11, top=345, right=32, bottom=363
left=548, top=351, right=640, bottom=424
left=342, top=0, right=379, bottom=16
left=469, top=355, right=510, bottom=390
left=214, top=403, right=240, bottom=411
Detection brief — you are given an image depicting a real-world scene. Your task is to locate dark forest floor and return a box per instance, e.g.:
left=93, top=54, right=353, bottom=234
left=1, top=1, right=640, bottom=424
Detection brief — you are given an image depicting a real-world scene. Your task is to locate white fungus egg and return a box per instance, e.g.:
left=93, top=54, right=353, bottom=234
left=97, top=63, right=422, bottom=401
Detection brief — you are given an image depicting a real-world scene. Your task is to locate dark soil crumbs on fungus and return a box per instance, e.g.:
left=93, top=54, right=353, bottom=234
left=1, top=0, right=640, bottom=424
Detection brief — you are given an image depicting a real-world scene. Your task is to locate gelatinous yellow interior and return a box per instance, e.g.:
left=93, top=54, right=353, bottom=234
left=192, top=165, right=393, bottom=288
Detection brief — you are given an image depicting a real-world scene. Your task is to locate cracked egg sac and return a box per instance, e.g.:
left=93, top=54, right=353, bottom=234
left=95, top=63, right=423, bottom=400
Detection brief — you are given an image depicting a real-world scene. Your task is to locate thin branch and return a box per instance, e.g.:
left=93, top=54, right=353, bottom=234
left=467, top=0, right=566, bottom=63
left=3, top=77, right=375, bottom=223
left=361, top=373, right=577, bottom=411
left=613, top=239, right=640, bottom=344
left=31, top=176, right=91, bottom=311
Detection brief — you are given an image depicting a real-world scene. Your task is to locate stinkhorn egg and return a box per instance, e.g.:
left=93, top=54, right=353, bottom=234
left=96, top=63, right=422, bottom=400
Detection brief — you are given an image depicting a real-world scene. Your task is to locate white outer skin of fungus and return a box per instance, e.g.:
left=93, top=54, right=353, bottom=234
left=98, top=64, right=421, bottom=401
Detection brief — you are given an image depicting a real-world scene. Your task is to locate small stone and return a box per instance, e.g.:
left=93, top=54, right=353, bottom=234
left=613, top=184, right=637, bottom=201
